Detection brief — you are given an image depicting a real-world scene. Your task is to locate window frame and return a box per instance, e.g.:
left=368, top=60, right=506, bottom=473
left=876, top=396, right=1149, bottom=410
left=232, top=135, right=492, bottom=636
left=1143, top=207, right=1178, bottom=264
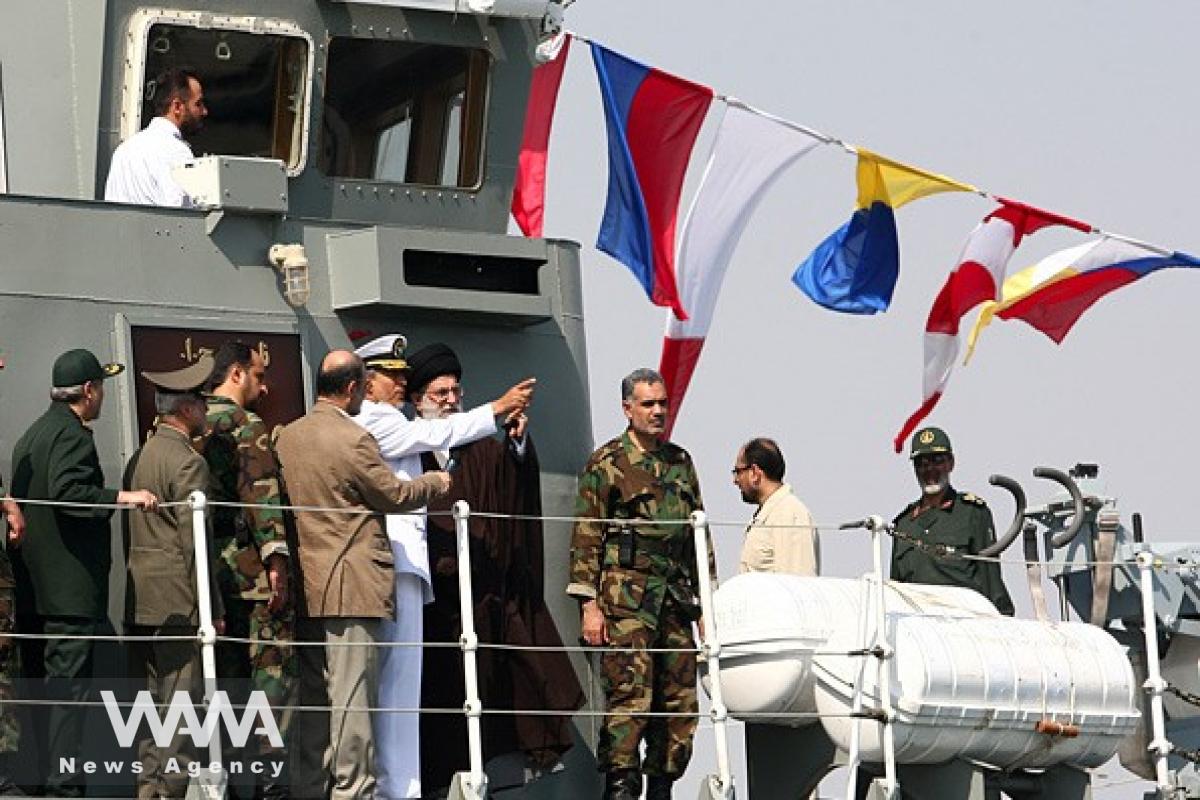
left=318, top=36, right=492, bottom=192
left=118, top=9, right=315, bottom=177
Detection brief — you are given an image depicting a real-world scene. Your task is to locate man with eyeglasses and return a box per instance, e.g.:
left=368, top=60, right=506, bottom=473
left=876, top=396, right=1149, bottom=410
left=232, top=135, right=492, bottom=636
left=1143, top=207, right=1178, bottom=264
left=732, top=437, right=819, bottom=576
left=408, top=343, right=583, bottom=798
left=349, top=336, right=547, bottom=798
left=890, top=427, right=1014, bottom=615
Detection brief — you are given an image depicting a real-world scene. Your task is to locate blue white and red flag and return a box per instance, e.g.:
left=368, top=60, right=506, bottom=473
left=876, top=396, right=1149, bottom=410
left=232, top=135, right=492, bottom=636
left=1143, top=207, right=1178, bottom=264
left=591, top=42, right=713, bottom=319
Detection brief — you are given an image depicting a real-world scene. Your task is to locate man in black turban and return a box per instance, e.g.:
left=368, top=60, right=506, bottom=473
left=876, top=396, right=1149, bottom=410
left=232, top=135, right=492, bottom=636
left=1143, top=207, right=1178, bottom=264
left=407, top=343, right=584, bottom=796
left=405, top=343, right=462, bottom=401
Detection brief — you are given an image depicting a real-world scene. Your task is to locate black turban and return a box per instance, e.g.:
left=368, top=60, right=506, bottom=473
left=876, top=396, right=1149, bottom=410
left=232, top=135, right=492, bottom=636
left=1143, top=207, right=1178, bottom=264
left=406, top=343, right=462, bottom=395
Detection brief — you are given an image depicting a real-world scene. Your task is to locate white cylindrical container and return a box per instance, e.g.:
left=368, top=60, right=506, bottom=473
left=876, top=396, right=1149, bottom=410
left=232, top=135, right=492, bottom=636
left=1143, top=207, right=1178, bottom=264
left=815, top=613, right=1140, bottom=769
left=712, top=573, right=998, bottom=726
left=712, top=574, right=856, bottom=726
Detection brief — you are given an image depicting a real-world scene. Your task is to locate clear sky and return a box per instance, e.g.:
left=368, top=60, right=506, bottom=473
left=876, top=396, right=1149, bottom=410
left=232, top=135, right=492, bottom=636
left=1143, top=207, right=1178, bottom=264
left=540, top=1, right=1197, bottom=796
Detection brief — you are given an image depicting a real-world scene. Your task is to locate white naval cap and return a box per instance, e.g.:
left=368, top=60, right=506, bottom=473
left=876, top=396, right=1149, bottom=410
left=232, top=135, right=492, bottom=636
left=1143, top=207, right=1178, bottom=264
left=354, top=334, right=409, bottom=371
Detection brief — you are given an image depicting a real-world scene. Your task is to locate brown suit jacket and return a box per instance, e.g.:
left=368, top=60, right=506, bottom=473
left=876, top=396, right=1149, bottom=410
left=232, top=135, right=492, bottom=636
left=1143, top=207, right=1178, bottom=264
left=124, top=423, right=222, bottom=627
left=275, top=400, right=444, bottom=618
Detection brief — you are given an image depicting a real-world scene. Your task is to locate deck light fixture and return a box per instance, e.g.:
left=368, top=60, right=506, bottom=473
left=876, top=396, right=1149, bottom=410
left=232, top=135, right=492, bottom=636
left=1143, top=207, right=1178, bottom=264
left=268, top=243, right=310, bottom=308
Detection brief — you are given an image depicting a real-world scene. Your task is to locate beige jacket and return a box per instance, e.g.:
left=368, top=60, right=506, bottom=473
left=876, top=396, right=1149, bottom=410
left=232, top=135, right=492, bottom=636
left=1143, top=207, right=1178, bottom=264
left=739, top=484, right=820, bottom=576
left=275, top=400, right=444, bottom=618
left=124, top=424, right=222, bottom=627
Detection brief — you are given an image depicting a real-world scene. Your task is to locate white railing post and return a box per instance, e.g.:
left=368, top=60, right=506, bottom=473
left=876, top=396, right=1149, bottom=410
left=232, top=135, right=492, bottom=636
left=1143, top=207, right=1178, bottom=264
left=843, top=572, right=871, bottom=800
left=1137, top=549, right=1173, bottom=796
left=844, top=515, right=896, bottom=800
left=868, top=516, right=897, bottom=799
left=450, top=500, right=487, bottom=800
left=189, top=489, right=227, bottom=799
left=690, top=510, right=734, bottom=799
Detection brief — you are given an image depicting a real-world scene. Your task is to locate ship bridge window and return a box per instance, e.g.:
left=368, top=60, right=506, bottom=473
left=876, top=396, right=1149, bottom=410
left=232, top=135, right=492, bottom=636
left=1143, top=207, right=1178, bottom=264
left=138, top=24, right=311, bottom=172
left=320, top=39, right=489, bottom=189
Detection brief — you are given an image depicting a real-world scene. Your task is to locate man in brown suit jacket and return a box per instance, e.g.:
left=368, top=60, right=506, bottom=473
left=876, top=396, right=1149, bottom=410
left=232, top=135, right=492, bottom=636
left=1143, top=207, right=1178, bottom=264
left=275, top=350, right=450, bottom=800
left=123, top=355, right=222, bottom=799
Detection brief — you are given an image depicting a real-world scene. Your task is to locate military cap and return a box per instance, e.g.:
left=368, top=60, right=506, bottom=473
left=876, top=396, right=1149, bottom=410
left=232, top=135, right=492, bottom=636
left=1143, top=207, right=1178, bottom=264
left=53, top=348, right=124, bottom=388
left=140, top=353, right=215, bottom=395
left=910, top=426, right=952, bottom=460
left=407, top=343, right=462, bottom=395
left=355, top=334, right=409, bottom=371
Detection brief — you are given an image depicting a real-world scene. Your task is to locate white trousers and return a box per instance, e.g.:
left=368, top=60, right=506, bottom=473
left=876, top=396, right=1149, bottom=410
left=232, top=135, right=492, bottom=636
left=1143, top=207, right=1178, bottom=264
left=374, top=571, right=426, bottom=799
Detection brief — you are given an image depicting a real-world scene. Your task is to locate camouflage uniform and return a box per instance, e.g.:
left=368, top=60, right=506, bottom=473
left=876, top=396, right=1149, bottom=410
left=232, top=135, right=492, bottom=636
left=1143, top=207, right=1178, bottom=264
left=568, top=431, right=715, bottom=781
left=0, top=474, right=16, bottom=756
left=199, top=395, right=296, bottom=791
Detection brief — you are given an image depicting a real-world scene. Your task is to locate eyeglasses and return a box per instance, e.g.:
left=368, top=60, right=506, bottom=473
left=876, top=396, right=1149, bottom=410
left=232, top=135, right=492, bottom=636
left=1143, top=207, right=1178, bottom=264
left=731, top=464, right=753, bottom=476
left=425, top=385, right=464, bottom=401
left=914, top=453, right=951, bottom=468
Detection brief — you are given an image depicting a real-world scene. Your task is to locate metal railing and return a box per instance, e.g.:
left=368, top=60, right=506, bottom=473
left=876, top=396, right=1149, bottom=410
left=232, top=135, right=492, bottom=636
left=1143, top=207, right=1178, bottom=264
left=1137, top=548, right=1172, bottom=796
left=6, top=491, right=1187, bottom=799
left=0, top=493, right=960, bottom=799
left=840, top=516, right=897, bottom=800
left=188, top=493, right=744, bottom=799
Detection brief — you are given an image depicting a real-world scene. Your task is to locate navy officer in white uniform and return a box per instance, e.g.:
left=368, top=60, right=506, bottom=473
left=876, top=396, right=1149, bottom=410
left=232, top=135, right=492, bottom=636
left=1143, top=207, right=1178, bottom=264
left=351, top=334, right=535, bottom=798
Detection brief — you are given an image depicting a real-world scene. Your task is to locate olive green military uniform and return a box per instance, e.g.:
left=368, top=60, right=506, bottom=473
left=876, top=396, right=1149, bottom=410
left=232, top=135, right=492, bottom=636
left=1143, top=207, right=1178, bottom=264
left=11, top=400, right=120, bottom=796
left=891, top=489, right=1014, bottom=615
left=568, top=431, right=716, bottom=782
left=0, top=473, right=17, bottom=757
left=199, top=395, right=296, bottom=794
left=891, top=427, right=1014, bottom=616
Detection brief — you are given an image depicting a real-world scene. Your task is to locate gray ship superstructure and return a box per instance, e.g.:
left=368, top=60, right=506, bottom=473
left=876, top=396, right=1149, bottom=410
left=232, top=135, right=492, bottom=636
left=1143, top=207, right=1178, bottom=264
left=0, top=1, right=595, bottom=796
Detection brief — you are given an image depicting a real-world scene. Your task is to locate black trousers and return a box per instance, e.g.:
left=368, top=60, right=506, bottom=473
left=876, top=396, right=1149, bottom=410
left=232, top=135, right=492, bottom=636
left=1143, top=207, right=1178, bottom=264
left=42, top=616, right=100, bottom=797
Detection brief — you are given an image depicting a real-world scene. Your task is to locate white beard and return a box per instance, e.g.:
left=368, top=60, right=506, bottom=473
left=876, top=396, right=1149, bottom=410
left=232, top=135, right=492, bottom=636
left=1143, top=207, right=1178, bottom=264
left=416, top=398, right=457, bottom=420
left=922, top=478, right=949, bottom=496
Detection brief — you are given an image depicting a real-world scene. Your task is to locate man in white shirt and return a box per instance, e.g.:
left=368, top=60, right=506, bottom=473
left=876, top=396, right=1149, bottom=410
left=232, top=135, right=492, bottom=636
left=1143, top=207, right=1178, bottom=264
left=351, top=334, right=535, bottom=799
left=733, top=437, right=820, bottom=575
left=104, top=67, right=207, bottom=207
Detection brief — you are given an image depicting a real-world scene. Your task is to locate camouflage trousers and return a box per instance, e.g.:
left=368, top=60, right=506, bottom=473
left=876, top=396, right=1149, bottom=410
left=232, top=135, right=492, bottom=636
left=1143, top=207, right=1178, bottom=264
left=216, top=595, right=298, bottom=791
left=598, top=606, right=697, bottom=778
left=0, top=582, right=16, bottom=755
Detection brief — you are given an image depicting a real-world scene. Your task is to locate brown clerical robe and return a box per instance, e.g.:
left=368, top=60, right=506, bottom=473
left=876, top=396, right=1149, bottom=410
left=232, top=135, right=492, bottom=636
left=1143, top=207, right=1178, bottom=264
left=420, top=434, right=584, bottom=792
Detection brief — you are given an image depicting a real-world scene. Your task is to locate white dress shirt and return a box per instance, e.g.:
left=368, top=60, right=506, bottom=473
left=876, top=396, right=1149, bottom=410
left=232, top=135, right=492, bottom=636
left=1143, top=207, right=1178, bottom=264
left=353, top=399, right=496, bottom=601
left=104, top=117, right=195, bottom=207
left=739, top=483, right=820, bottom=576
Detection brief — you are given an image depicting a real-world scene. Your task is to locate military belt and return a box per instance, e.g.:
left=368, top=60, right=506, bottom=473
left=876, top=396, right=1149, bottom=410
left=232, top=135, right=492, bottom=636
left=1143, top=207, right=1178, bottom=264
left=606, top=524, right=686, bottom=556
left=635, top=534, right=687, bottom=558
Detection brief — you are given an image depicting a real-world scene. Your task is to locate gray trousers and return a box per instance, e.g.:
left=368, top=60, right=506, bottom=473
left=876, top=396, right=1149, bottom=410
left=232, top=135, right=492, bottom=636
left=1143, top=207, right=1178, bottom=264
left=294, top=617, right=381, bottom=800
left=127, top=624, right=201, bottom=800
